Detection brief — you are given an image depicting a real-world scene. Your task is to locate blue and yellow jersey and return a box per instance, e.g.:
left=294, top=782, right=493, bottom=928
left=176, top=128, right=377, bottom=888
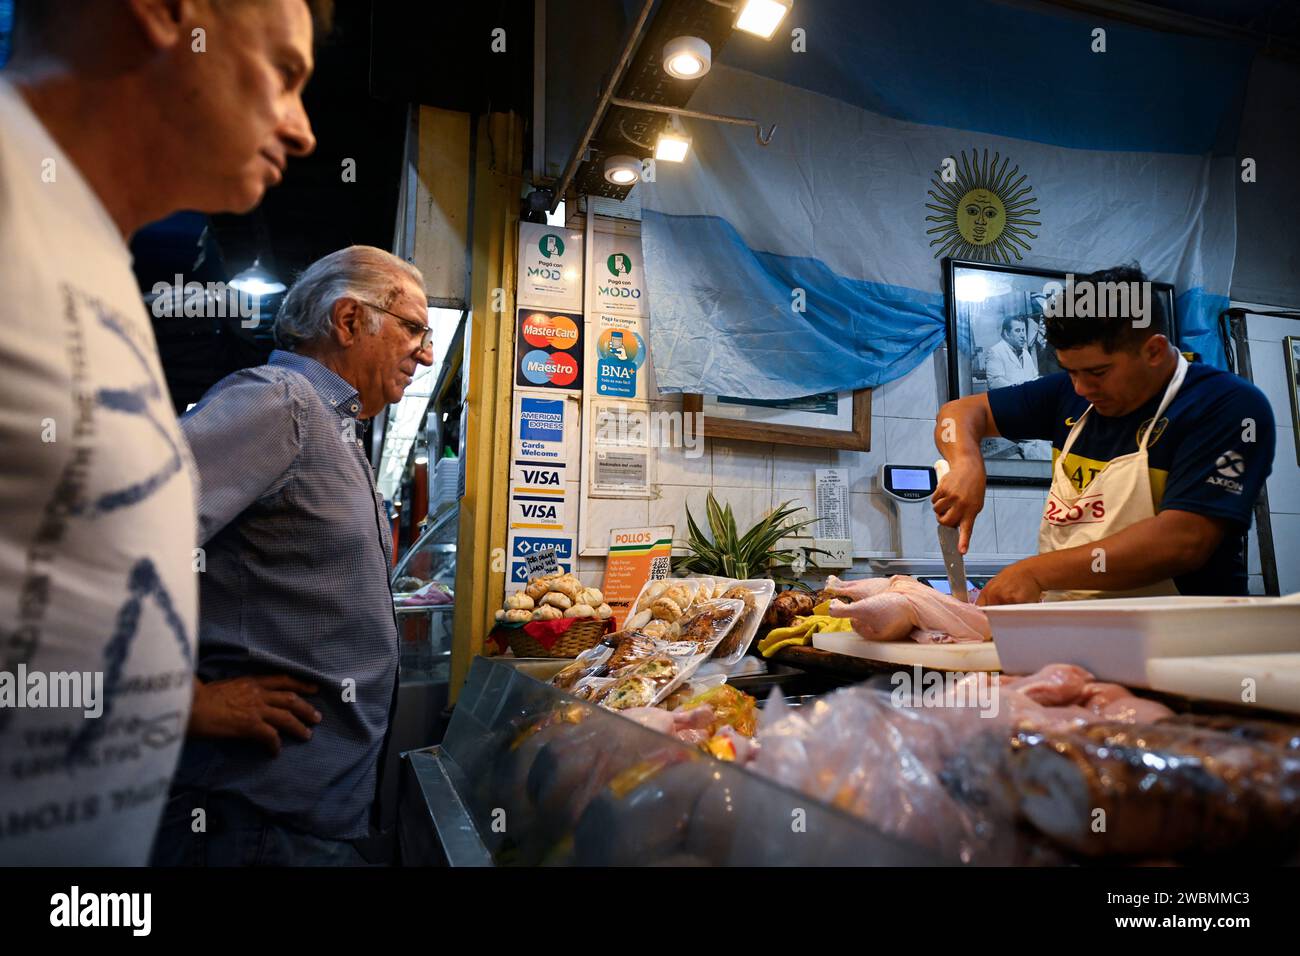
left=987, top=362, right=1275, bottom=596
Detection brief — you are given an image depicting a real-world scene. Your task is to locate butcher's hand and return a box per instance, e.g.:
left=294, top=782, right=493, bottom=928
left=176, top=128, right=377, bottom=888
left=932, top=458, right=986, bottom=554
left=189, top=675, right=322, bottom=755
left=976, top=559, right=1044, bottom=607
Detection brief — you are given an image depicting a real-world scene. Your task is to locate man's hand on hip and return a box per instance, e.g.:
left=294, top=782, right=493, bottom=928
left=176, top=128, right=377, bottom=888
left=189, top=676, right=322, bottom=755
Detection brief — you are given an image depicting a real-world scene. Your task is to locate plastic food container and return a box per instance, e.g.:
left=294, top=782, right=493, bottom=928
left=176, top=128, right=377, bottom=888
left=984, top=594, right=1300, bottom=685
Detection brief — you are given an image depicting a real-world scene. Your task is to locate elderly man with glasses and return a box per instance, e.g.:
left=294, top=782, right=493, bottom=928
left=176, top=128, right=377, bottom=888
left=151, top=245, right=433, bottom=866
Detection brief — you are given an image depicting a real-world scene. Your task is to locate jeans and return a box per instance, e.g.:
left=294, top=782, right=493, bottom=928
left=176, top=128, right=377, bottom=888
left=150, top=789, right=371, bottom=867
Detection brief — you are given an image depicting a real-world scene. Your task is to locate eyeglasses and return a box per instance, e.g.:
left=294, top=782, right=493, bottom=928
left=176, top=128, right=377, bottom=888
left=360, top=300, right=433, bottom=352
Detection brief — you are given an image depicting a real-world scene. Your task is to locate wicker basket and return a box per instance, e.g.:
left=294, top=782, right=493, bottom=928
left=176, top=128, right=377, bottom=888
left=505, top=618, right=609, bottom=659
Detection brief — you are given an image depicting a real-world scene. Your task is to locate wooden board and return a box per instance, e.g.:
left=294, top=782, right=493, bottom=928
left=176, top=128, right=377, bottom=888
left=810, top=632, right=1002, bottom=672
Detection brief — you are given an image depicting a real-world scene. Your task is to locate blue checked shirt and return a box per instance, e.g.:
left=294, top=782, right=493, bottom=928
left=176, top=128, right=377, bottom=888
left=174, top=350, right=399, bottom=839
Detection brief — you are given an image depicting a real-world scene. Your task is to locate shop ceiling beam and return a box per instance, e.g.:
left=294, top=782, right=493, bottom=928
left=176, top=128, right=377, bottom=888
left=549, top=0, right=657, bottom=213
left=609, top=96, right=776, bottom=146
left=450, top=111, right=524, bottom=701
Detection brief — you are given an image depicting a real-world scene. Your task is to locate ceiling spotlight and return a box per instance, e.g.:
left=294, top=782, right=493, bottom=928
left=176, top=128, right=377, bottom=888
left=650, top=128, right=691, bottom=162
left=229, top=257, right=286, bottom=296
left=603, top=154, right=641, bottom=186
left=663, top=35, right=711, bottom=79
left=735, top=0, right=792, bottom=39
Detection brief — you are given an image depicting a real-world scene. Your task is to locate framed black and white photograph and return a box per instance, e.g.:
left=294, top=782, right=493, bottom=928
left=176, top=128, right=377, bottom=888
left=1286, top=336, right=1300, bottom=466
left=943, top=258, right=1177, bottom=485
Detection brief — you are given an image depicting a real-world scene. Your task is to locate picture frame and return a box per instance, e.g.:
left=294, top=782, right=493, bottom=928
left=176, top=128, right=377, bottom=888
left=681, top=389, right=872, bottom=451
left=1285, top=336, right=1300, bottom=466
left=942, top=258, right=1178, bottom=486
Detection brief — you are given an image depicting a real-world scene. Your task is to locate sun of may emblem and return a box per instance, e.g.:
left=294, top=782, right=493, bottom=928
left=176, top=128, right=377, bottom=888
left=926, top=149, right=1041, bottom=263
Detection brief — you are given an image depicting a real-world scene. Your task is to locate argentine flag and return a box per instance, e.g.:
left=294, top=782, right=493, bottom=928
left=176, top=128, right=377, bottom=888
left=640, top=0, right=1253, bottom=399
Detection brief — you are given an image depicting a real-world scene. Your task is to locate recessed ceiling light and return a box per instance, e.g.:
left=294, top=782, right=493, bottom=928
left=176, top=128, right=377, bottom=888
left=603, top=154, right=641, bottom=185
left=663, top=36, right=711, bottom=79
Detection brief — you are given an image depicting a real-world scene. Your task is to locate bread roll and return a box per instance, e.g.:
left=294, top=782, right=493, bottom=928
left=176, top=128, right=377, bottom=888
left=532, top=605, right=562, bottom=621
left=540, top=592, right=573, bottom=610
left=576, top=587, right=604, bottom=607
left=595, top=603, right=613, bottom=620
left=494, top=609, right=506, bottom=622
left=504, top=609, right=533, bottom=623
left=524, top=578, right=552, bottom=601
left=549, top=577, right=582, bottom=601
left=504, top=592, right=535, bottom=611
left=564, top=604, right=596, bottom=619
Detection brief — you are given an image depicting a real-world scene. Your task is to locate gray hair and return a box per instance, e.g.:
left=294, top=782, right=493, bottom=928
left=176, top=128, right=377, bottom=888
left=273, top=246, right=425, bottom=350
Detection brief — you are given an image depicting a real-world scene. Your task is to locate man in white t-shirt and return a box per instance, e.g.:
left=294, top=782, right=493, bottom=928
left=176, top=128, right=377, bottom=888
left=0, top=0, right=323, bottom=865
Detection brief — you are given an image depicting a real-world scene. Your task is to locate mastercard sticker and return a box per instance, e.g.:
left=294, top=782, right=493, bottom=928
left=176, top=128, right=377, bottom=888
left=516, top=308, right=583, bottom=391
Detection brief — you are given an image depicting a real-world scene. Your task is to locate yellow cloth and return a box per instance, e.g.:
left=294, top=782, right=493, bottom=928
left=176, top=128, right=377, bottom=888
left=758, top=604, right=854, bottom=657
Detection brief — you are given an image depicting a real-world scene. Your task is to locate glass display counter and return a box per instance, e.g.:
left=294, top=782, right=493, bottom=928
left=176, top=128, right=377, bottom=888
left=391, top=502, right=458, bottom=681
left=397, top=656, right=940, bottom=866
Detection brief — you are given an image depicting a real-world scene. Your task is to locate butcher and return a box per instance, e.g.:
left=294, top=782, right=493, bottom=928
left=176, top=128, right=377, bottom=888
left=932, top=265, right=1275, bottom=606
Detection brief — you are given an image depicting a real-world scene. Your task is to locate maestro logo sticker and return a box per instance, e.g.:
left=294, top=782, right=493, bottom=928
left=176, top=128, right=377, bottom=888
left=516, top=309, right=583, bottom=390
left=521, top=351, right=578, bottom=387
left=539, top=233, right=565, bottom=258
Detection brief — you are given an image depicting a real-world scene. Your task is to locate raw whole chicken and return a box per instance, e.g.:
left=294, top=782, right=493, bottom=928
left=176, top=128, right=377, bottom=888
left=824, top=575, right=991, bottom=644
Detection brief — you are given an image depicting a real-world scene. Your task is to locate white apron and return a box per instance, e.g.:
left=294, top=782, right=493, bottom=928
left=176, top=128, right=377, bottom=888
left=1038, top=354, right=1188, bottom=601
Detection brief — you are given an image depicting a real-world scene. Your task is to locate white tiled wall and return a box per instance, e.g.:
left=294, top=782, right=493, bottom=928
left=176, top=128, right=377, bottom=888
left=578, top=351, right=1043, bottom=567
left=1239, top=303, right=1300, bottom=595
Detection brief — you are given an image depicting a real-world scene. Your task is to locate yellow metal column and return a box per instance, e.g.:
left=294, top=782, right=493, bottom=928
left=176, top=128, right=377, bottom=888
left=449, top=112, right=522, bottom=700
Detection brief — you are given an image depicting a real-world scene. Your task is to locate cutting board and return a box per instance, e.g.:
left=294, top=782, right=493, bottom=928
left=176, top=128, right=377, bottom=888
left=811, top=632, right=1002, bottom=672
left=1146, top=653, right=1300, bottom=714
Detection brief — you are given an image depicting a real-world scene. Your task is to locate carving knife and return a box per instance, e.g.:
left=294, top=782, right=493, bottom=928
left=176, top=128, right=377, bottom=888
left=933, top=459, right=969, bottom=602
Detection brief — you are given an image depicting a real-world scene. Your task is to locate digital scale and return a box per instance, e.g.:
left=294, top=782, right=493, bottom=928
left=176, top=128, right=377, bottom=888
left=876, top=463, right=994, bottom=594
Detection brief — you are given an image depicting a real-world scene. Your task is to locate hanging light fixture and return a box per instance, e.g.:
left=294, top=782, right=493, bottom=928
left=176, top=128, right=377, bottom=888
left=229, top=257, right=286, bottom=296
left=654, top=116, right=691, bottom=162
left=734, top=0, right=792, bottom=39
left=662, top=35, right=711, bottom=79
left=603, top=154, right=641, bottom=185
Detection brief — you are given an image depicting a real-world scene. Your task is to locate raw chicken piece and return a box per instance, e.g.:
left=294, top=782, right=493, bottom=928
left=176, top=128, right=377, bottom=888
left=824, top=575, right=991, bottom=644
left=1079, top=682, right=1131, bottom=711
left=1097, top=696, right=1174, bottom=723
left=1079, top=681, right=1174, bottom=722
left=1001, top=663, right=1092, bottom=706
left=822, top=576, right=892, bottom=601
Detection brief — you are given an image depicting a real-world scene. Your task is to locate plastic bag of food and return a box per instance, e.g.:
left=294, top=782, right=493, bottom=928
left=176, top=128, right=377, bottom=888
left=749, top=681, right=1021, bottom=864
left=678, top=684, right=758, bottom=738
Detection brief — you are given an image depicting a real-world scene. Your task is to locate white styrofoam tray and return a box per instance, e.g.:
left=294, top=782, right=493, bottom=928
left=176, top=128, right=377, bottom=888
left=985, top=594, right=1300, bottom=685
left=1145, top=653, right=1300, bottom=714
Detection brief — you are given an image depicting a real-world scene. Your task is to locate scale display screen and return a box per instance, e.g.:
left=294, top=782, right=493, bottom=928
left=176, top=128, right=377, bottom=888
left=879, top=464, right=938, bottom=501
left=892, top=468, right=932, bottom=491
